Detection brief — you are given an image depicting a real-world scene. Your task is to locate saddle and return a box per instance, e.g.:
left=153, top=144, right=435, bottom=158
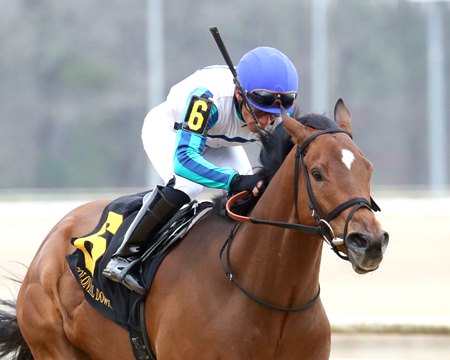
left=66, top=191, right=212, bottom=359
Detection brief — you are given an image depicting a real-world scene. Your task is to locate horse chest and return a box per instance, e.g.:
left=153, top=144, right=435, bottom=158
left=222, top=311, right=330, bottom=357
left=153, top=302, right=330, bottom=360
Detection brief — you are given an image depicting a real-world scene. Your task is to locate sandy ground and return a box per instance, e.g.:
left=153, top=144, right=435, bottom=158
left=0, top=194, right=449, bottom=359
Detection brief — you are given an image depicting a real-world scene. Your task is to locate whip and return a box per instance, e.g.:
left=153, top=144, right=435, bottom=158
left=209, top=26, right=267, bottom=135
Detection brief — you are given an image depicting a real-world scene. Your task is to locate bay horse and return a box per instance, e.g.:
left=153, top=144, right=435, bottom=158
left=0, top=99, right=388, bottom=359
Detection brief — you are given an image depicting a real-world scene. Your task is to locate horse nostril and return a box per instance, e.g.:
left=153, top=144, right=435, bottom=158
left=346, top=231, right=388, bottom=257
left=346, top=232, right=370, bottom=252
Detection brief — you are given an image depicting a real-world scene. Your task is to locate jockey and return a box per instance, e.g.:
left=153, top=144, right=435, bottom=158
left=102, top=46, right=299, bottom=294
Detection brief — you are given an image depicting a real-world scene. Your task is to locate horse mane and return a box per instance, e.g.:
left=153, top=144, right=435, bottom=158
left=212, top=109, right=341, bottom=217
left=258, top=109, right=340, bottom=183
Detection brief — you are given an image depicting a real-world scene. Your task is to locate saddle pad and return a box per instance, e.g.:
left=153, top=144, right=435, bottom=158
left=66, top=191, right=212, bottom=331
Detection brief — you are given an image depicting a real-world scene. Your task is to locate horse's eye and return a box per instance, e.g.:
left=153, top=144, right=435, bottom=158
left=311, top=169, right=323, bottom=181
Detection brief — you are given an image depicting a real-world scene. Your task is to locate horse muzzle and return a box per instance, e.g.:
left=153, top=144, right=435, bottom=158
left=345, top=230, right=389, bottom=274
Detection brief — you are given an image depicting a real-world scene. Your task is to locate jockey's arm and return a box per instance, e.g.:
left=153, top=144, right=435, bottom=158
left=173, top=89, right=261, bottom=195
left=173, top=129, right=237, bottom=191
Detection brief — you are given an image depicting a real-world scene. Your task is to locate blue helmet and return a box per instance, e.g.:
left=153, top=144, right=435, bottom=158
left=236, top=47, right=298, bottom=114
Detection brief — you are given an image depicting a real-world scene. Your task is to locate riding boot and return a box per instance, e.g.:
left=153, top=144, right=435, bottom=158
left=102, top=185, right=190, bottom=295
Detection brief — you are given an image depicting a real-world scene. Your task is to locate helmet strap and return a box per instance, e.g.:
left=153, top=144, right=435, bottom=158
left=233, top=94, right=246, bottom=124
left=235, top=88, right=270, bottom=138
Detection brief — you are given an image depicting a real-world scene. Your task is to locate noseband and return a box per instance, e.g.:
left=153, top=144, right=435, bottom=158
left=294, top=128, right=380, bottom=259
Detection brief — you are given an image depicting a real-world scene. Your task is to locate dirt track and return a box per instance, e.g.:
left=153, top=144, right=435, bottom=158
left=1, top=195, right=449, bottom=359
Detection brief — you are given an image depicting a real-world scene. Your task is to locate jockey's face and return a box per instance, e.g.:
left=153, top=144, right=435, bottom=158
left=236, top=90, right=277, bottom=133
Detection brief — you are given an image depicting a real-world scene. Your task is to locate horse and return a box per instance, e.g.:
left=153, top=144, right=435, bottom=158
left=0, top=99, right=388, bottom=360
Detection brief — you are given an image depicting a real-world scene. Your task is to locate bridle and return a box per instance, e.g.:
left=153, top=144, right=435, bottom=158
left=221, top=127, right=381, bottom=312
left=294, top=128, right=380, bottom=259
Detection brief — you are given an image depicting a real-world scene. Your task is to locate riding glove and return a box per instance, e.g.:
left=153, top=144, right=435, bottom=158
left=229, top=174, right=261, bottom=194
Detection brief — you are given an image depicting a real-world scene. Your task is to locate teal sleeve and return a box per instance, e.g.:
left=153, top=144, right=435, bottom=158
left=173, top=130, right=237, bottom=190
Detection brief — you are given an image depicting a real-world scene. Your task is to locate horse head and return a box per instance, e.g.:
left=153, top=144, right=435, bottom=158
left=282, top=99, right=389, bottom=274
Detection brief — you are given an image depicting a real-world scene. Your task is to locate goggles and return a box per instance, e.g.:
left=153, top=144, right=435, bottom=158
left=247, top=89, right=297, bottom=109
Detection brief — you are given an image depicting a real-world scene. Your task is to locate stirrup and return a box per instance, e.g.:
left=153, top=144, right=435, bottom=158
left=121, top=273, right=145, bottom=296
left=103, top=256, right=140, bottom=281
left=103, top=257, right=145, bottom=295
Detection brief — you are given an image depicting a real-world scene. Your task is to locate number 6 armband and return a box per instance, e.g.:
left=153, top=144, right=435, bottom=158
left=181, top=95, right=214, bottom=136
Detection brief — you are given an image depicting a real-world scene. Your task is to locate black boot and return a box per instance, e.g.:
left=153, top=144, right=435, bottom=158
left=102, top=185, right=189, bottom=294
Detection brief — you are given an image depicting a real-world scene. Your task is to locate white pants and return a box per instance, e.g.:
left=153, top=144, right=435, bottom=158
left=142, top=104, right=253, bottom=200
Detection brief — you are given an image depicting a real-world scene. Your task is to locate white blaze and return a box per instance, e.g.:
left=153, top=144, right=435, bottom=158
left=341, top=149, right=355, bottom=170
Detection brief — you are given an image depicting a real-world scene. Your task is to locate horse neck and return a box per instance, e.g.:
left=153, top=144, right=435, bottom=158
left=230, top=151, right=323, bottom=304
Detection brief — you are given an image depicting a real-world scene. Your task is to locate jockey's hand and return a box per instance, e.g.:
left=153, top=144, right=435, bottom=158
left=229, top=174, right=264, bottom=197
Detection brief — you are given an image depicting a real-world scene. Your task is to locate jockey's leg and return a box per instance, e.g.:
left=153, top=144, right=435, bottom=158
left=102, top=184, right=189, bottom=294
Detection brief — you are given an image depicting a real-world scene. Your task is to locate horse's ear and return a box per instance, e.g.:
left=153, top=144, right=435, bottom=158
left=281, top=107, right=309, bottom=145
left=334, top=99, right=352, bottom=134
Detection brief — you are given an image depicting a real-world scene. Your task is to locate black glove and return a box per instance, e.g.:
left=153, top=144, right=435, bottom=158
left=229, top=174, right=261, bottom=194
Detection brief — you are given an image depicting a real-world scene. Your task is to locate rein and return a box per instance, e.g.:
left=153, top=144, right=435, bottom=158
left=222, top=128, right=380, bottom=312
left=226, top=191, right=325, bottom=235
left=219, top=223, right=321, bottom=313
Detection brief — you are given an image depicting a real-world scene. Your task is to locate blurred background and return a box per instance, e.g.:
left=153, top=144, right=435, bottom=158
left=0, top=0, right=448, bottom=192
left=0, top=0, right=449, bottom=359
